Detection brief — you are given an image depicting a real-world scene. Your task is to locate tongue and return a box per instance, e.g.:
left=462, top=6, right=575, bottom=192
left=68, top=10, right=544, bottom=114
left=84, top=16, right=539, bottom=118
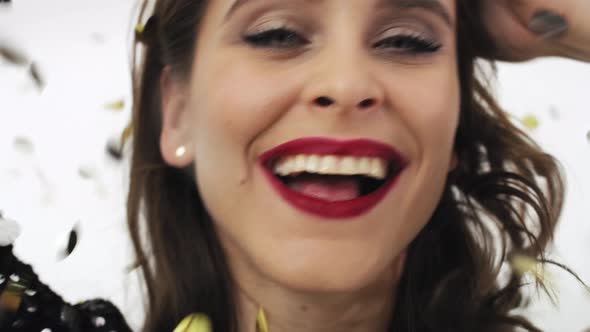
left=288, top=174, right=360, bottom=201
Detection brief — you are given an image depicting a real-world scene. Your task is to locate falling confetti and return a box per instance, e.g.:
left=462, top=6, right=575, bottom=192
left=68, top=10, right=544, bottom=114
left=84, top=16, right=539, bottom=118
left=106, top=135, right=124, bottom=160
left=509, top=253, right=558, bottom=304
left=12, top=136, right=34, bottom=155
left=0, top=214, right=21, bottom=246
left=104, top=99, right=125, bottom=111
left=56, top=223, right=80, bottom=260
left=521, top=114, right=540, bottom=130
left=66, top=228, right=78, bottom=256
left=28, top=62, right=45, bottom=90
left=548, top=105, right=560, bottom=121
left=586, top=130, right=590, bottom=144
left=256, top=307, right=269, bottom=332
left=173, top=314, right=212, bottom=332
left=78, top=165, right=96, bottom=179
left=90, top=32, right=105, bottom=44
left=0, top=45, right=27, bottom=65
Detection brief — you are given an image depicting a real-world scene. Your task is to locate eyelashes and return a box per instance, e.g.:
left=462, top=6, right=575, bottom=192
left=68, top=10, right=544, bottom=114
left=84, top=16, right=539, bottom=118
left=243, top=28, right=308, bottom=49
left=242, top=27, right=442, bottom=56
left=373, top=34, right=441, bottom=54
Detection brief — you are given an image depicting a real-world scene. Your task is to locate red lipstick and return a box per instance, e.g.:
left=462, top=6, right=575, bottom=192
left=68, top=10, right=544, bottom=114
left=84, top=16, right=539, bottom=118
left=259, top=137, right=407, bottom=219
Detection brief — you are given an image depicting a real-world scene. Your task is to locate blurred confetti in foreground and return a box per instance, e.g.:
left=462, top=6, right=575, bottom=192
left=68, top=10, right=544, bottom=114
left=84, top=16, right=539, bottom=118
left=521, top=114, right=540, bottom=131
left=106, top=135, right=124, bottom=161
left=12, top=136, right=34, bottom=155
left=548, top=105, right=560, bottom=121
left=0, top=213, right=21, bottom=246
left=12, top=136, right=54, bottom=205
left=0, top=44, right=45, bottom=90
left=104, top=98, right=125, bottom=111
left=56, top=222, right=80, bottom=260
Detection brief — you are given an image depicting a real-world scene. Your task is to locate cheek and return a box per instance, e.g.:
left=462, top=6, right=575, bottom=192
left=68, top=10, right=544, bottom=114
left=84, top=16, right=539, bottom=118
left=393, top=67, right=460, bottom=161
left=191, top=58, right=303, bottom=152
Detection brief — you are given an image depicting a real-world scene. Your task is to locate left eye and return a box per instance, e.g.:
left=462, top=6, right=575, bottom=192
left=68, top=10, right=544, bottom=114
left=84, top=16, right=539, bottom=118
left=373, top=35, right=441, bottom=54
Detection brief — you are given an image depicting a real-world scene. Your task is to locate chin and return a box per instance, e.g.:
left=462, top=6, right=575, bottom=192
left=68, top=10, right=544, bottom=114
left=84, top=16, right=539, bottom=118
left=268, top=250, right=392, bottom=294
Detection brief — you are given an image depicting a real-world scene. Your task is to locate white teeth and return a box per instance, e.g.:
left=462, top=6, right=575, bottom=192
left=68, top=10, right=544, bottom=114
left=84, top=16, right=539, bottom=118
left=339, top=156, right=357, bottom=175
left=319, top=156, right=338, bottom=174
left=273, top=154, right=389, bottom=180
left=307, top=155, right=320, bottom=173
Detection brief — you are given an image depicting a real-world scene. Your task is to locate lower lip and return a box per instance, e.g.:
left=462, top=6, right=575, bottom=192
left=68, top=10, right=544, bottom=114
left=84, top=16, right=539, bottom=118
left=261, top=165, right=404, bottom=219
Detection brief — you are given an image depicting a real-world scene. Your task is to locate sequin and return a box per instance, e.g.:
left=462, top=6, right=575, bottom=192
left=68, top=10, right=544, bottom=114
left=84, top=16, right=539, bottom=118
left=93, top=316, right=106, bottom=327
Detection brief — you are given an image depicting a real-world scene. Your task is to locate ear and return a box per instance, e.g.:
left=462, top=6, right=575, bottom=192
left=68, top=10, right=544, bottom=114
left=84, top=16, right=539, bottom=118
left=159, top=66, right=194, bottom=168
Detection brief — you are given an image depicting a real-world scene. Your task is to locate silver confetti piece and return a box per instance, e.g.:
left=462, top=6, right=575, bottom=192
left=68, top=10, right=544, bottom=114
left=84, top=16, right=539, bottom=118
left=548, top=105, right=560, bottom=121
left=13, top=136, right=34, bottom=155
left=78, top=165, right=96, bottom=179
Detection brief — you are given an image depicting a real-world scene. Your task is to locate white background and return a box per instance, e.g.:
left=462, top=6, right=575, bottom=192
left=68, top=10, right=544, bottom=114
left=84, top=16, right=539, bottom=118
left=0, top=1, right=589, bottom=331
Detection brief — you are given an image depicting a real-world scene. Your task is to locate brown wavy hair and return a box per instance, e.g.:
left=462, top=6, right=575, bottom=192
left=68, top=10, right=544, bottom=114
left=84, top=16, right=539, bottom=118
left=127, top=1, right=566, bottom=331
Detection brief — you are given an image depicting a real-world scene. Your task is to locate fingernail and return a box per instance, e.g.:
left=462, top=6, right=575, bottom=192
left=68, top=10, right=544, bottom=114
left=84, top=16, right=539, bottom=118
left=529, top=10, right=568, bottom=39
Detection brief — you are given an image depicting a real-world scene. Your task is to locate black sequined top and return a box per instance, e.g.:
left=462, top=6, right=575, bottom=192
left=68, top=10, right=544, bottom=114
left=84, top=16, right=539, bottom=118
left=0, top=245, right=133, bottom=332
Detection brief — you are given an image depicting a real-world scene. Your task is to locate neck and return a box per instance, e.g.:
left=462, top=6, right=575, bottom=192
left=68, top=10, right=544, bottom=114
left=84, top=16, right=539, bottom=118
left=233, top=265, right=401, bottom=332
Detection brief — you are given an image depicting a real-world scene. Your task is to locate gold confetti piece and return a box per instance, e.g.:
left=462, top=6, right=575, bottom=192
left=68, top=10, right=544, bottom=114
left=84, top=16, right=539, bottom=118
left=173, top=313, right=212, bottom=332
left=121, top=122, right=133, bottom=145
left=521, top=114, right=540, bottom=130
left=509, top=254, right=559, bottom=304
left=256, top=307, right=269, bottom=332
left=135, top=22, right=145, bottom=35
left=510, top=254, right=548, bottom=281
left=104, top=99, right=125, bottom=111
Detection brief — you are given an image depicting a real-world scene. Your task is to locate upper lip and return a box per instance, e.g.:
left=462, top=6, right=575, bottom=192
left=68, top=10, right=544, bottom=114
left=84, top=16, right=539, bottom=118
left=259, top=137, right=407, bottom=168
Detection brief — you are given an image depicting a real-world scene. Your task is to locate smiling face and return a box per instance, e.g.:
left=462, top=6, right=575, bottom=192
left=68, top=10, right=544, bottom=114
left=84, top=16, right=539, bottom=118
left=160, top=0, right=459, bottom=294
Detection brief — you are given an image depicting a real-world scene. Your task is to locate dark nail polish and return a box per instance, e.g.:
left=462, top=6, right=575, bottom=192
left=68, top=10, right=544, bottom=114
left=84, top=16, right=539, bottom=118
left=529, top=10, right=568, bottom=39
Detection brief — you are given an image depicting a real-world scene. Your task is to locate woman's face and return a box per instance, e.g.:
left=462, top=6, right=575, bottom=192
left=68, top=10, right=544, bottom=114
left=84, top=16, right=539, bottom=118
left=162, top=0, right=459, bottom=293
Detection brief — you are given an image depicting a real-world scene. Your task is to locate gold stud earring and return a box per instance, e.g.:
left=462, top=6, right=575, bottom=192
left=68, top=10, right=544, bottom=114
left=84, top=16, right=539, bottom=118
left=175, top=146, right=187, bottom=158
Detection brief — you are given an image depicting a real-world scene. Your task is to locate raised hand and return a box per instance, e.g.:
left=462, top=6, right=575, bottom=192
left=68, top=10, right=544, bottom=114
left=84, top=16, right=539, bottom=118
left=481, top=0, right=590, bottom=62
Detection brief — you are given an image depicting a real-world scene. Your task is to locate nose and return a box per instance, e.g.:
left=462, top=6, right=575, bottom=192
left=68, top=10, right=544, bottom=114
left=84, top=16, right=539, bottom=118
left=302, top=52, right=385, bottom=113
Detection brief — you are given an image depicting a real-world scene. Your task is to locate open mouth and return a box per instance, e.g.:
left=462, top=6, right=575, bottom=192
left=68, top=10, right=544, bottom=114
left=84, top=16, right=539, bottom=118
left=266, top=156, right=403, bottom=202
left=259, top=137, right=407, bottom=219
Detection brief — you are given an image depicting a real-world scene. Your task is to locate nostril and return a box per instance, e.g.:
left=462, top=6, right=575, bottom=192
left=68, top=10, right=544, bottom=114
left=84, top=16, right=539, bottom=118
left=315, top=96, right=334, bottom=107
left=358, top=98, right=376, bottom=109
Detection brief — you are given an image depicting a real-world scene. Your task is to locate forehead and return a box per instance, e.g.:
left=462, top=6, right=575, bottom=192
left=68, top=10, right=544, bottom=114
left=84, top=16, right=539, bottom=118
left=217, top=0, right=456, bottom=27
left=224, top=0, right=456, bottom=14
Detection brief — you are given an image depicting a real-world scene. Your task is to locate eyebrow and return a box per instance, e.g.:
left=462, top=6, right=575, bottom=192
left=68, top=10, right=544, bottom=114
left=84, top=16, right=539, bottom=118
left=224, top=0, right=453, bottom=27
